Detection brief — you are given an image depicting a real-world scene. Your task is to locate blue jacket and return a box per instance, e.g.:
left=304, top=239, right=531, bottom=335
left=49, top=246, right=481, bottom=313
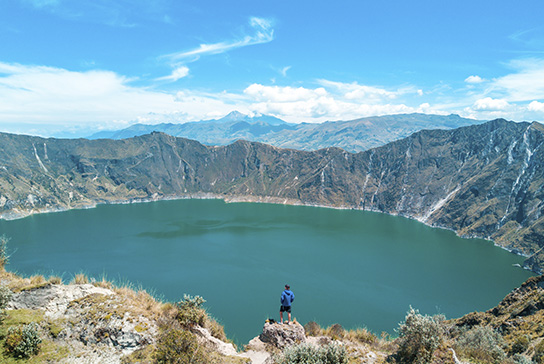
left=281, top=289, right=295, bottom=306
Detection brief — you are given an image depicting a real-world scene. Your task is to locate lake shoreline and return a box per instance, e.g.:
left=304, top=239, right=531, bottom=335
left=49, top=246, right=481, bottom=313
left=0, top=192, right=536, bottom=273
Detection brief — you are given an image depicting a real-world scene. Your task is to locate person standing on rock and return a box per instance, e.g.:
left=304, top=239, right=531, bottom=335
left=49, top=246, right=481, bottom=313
left=280, top=284, right=295, bottom=324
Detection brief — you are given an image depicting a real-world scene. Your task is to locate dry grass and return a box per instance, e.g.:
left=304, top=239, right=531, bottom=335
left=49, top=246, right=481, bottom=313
left=345, top=327, right=378, bottom=345
left=92, top=277, right=113, bottom=289
left=0, top=271, right=51, bottom=293
left=47, top=276, right=62, bottom=285
left=70, top=274, right=89, bottom=285
left=113, top=286, right=164, bottom=318
left=29, top=275, right=46, bottom=286
left=206, top=317, right=229, bottom=343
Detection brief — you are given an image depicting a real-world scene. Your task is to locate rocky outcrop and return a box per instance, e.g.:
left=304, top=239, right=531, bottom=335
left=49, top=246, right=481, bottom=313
left=193, top=326, right=238, bottom=356
left=0, top=119, right=543, bottom=270
left=8, top=283, right=114, bottom=318
left=7, top=283, right=156, bottom=357
left=258, top=322, right=306, bottom=349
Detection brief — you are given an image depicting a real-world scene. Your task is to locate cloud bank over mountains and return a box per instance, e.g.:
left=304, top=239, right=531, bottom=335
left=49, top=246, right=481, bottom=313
left=1, top=55, right=544, bottom=136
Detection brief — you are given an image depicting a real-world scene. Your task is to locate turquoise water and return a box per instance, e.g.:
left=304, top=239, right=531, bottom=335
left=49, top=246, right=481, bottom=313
left=0, top=199, right=533, bottom=345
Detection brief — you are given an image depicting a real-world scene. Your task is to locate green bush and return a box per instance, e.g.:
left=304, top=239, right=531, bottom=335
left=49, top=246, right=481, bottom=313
left=455, top=326, right=505, bottom=363
left=153, top=328, right=207, bottom=364
left=395, top=307, right=446, bottom=364
left=4, top=322, right=42, bottom=358
left=176, top=294, right=207, bottom=328
left=274, top=342, right=347, bottom=364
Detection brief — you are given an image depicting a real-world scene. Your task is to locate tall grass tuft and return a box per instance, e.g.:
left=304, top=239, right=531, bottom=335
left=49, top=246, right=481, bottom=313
left=70, top=273, right=89, bottom=285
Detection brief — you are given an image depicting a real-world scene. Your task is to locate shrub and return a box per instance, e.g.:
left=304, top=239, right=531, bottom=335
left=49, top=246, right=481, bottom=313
left=0, top=285, right=13, bottom=322
left=0, top=235, right=9, bottom=269
left=533, top=340, right=544, bottom=364
left=511, top=354, right=533, bottom=364
left=348, top=328, right=377, bottom=345
left=274, top=342, right=347, bottom=364
left=153, top=328, right=207, bottom=364
left=304, top=321, right=322, bottom=336
left=510, top=335, right=530, bottom=355
left=176, top=294, right=207, bottom=328
left=206, top=317, right=228, bottom=342
left=455, top=326, right=506, bottom=363
left=4, top=322, right=42, bottom=358
left=326, top=324, right=345, bottom=340
left=395, top=307, right=446, bottom=364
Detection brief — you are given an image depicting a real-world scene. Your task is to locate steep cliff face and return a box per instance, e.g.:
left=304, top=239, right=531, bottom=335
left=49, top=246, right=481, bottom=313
left=0, top=119, right=543, bottom=270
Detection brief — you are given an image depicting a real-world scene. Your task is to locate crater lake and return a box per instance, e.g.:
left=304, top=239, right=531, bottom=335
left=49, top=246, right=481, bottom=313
left=0, top=199, right=533, bottom=345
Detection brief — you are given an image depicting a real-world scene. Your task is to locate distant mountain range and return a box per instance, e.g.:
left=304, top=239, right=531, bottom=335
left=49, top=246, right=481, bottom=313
left=88, top=112, right=482, bottom=152
left=1, top=119, right=543, bottom=272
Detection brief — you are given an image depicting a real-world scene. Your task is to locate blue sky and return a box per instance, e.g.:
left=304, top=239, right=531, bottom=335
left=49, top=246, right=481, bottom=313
left=1, top=0, right=544, bottom=136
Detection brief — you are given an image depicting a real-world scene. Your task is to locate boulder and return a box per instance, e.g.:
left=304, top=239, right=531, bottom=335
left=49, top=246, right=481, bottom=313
left=259, top=322, right=305, bottom=349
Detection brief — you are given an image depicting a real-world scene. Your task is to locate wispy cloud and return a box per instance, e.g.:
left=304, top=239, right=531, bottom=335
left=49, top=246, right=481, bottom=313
left=156, top=66, right=190, bottom=82
left=318, top=80, right=421, bottom=103
left=162, top=17, right=274, bottom=62
left=489, top=58, right=544, bottom=101
left=509, top=27, right=544, bottom=51
left=280, top=66, right=291, bottom=77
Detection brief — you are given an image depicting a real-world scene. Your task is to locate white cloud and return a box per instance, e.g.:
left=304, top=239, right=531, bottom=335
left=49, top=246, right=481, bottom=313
left=242, top=83, right=424, bottom=122
left=317, top=80, right=399, bottom=101
left=465, top=75, right=485, bottom=84
left=163, top=17, right=274, bottom=62
left=528, top=100, right=544, bottom=112
left=0, top=61, right=441, bottom=132
left=156, top=66, right=189, bottom=82
left=317, top=80, right=423, bottom=105
left=0, top=62, right=181, bottom=129
left=473, top=97, right=510, bottom=111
